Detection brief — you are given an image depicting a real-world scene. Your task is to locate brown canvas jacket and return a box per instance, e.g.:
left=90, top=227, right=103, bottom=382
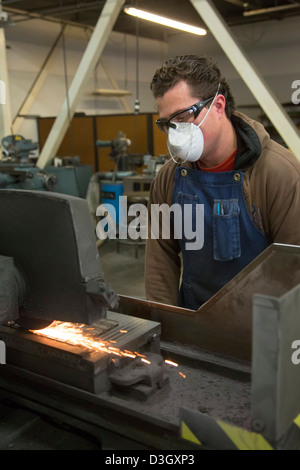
left=145, top=111, right=300, bottom=306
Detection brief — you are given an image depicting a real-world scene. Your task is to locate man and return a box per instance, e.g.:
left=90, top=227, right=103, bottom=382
left=145, top=55, right=300, bottom=310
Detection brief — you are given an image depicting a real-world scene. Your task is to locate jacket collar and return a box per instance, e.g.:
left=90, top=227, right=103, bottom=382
left=231, top=112, right=265, bottom=170
left=185, top=111, right=268, bottom=171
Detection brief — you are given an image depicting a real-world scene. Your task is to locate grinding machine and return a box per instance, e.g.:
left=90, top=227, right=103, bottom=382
left=0, top=189, right=300, bottom=450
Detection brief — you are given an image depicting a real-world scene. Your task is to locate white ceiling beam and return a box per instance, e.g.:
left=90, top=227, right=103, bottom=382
left=190, top=0, right=300, bottom=161
left=36, top=0, right=125, bottom=170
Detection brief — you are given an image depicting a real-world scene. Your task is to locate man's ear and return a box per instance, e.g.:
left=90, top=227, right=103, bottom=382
left=215, top=94, right=226, bottom=118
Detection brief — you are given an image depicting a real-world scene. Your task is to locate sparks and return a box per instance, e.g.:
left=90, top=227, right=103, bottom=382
left=30, top=321, right=186, bottom=380
left=134, top=351, right=146, bottom=358
left=164, top=359, right=178, bottom=367
left=141, top=358, right=151, bottom=365
left=122, top=352, right=136, bottom=359
left=30, top=321, right=135, bottom=359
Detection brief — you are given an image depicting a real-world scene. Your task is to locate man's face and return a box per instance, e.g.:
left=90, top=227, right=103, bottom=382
left=156, top=80, right=226, bottom=161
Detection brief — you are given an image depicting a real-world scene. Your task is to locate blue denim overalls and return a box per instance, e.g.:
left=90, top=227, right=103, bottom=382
left=172, top=166, right=269, bottom=309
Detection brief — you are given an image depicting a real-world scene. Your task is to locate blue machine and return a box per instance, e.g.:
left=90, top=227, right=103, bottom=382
left=100, top=180, right=124, bottom=225
left=45, top=161, right=92, bottom=198
left=0, top=135, right=92, bottom=198
left=96, top=131, right=135, bottom=227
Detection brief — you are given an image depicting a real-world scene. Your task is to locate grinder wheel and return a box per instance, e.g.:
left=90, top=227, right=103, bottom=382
left=16, top=317, right=53, bottom=331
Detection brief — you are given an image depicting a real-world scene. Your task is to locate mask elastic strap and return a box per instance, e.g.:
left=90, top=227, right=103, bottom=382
left=168, top=142, right=189, bottom=164
left=168, top=147, right=181, bottom=164
left=198, top=83, right=220, bottom=128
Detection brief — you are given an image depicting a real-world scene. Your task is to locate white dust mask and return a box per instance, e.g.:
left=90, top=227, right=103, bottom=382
left=167, top=85, right=219, bottom=164
left=167, top=122, right=204, bottom=163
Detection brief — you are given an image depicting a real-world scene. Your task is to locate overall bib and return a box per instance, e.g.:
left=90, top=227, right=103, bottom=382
left=172, top=167, right=269, bottom=309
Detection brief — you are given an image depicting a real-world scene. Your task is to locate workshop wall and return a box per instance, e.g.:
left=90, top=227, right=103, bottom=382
left=3, top=13, right=300, bottom=156
left=37, top=113, right=166, bottom=172
left=4, top=20, right=166, bottom=144
left=37, top=112, right=168, bottom=172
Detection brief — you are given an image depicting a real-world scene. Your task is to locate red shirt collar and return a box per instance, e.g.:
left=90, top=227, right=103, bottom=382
left=197, top=149, right=237, bottom=172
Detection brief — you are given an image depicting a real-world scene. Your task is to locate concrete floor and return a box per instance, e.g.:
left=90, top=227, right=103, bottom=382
left=98, top=238, right=146, bottom=300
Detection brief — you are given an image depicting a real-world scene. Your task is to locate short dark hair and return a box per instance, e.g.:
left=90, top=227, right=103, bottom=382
left=150, top=55, right=236, bottom=119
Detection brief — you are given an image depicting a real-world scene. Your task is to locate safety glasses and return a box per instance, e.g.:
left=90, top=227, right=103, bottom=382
left=155, top=96, right=214, bottom=134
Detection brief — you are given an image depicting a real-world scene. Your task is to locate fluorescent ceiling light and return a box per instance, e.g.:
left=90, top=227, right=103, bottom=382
left=124, top=7, right=207, bottom=36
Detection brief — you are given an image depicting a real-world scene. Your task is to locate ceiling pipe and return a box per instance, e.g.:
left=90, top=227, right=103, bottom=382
left=243, top=3, right=300, bottom=16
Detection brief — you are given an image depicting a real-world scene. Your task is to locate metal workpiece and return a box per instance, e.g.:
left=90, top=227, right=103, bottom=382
left=0, top=311, right=161, bottom=394
left=0, top=189, right=118, bottom=326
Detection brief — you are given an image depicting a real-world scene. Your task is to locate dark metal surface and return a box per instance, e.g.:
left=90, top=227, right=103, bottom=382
left=117, top=244, right=300, bottom=361
left=0, top=341, right=252, bottom=449
left=0, top=189, right=118, bottom=325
